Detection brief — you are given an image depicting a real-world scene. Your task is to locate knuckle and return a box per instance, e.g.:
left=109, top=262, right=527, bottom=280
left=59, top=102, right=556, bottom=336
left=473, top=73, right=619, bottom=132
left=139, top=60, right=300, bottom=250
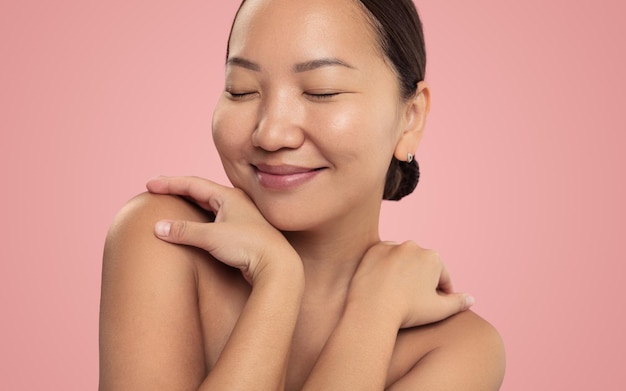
left=400, top=241, right=430, bottom=257
left=395, top=241, right=418, bottom=256
left=424, top=249, right=441, bottom=263
left=171, top=220, right=188, bottom=240
left=230, top=187, right=252, bottom=203
left=230, top=187, right=246, bottom=196
left=400, top=240, right=420, bottom=250
left=458, top=296, right=469, bottom=312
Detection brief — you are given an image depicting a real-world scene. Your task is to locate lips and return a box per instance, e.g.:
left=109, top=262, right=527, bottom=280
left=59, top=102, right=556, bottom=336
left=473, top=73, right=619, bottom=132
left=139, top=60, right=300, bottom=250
left=253, top=163, right=324, bottom=190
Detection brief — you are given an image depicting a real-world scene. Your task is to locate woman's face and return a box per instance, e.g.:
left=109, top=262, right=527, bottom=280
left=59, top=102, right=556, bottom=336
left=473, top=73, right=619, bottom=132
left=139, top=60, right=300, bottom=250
left=212, top=0, right=418, bottom=231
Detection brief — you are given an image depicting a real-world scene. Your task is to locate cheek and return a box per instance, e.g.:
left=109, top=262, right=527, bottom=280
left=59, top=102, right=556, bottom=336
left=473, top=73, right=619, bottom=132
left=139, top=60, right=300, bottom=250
left=212, top=99, right=253, bottom=157
left=316, top=105, right=361, bottom=147
left=308, top=101, right=400, bottom=161
left=211, top=99, right=257, bottom=186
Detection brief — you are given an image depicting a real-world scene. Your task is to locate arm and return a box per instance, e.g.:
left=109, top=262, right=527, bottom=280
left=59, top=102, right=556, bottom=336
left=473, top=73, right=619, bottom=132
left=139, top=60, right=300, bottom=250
left=99, top=180, right=304, bottom=390
left=199, top=253, right=303, bottom=391
left=387, top=311, right=505, bottom=390
left=301, top=308, right=504, bottom=391
left=300, top=299, right=399, bottom=390
left=301, top=241, right=501, bottom=390
left=99, top=193, right=210, bottom=390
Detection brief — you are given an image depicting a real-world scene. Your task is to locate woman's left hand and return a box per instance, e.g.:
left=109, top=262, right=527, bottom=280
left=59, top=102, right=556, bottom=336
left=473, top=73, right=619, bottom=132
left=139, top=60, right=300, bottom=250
left=347, top=241, right=474, bottom=329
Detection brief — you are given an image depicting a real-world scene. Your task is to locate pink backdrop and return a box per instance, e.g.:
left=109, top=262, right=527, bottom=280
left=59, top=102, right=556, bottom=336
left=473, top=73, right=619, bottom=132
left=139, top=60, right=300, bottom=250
left=1, top=1, right=624, bottom=389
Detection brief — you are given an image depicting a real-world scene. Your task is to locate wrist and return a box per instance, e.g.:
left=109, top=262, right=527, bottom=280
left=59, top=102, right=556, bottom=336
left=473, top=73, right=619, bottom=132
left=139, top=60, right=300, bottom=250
left=253, top=249, right=304, bottom=292
left=343, top=297, right=403, bottom=331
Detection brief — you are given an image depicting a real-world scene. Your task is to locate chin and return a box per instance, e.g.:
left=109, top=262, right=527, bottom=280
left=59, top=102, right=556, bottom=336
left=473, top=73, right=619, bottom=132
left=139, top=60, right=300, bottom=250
left=261, top=210, right=310, bottom=232
left=255, top=202, right=323, bottom=233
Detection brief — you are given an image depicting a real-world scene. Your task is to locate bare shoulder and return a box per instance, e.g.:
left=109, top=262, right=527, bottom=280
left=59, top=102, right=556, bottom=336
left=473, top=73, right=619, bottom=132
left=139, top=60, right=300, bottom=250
left=107, top=191, right=213, bottom=237
left=387, top=310, right=505, bottom=390
left=99, top=192, right=216, bottom=390
left=102, top=192, right=215, bottom=302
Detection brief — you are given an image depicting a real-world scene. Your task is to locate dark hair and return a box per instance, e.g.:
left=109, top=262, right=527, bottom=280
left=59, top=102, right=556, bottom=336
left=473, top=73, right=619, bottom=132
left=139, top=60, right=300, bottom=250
left=357, top=0, right=426, bottom=201
left=227, top=0, right=426, bottom=201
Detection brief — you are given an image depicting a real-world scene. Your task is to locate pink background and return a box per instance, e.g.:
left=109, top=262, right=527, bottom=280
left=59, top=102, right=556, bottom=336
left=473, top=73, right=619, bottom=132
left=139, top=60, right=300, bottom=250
left=1, top=1, right=624, bottom=389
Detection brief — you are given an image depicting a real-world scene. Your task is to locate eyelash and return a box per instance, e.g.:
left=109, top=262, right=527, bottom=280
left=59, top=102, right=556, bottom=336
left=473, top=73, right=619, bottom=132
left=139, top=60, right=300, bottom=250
left=226, top=90, right=341, bottom=101
left=305, top=92, right=340, bottom=101
left=227, top=91, right=256, bottom=100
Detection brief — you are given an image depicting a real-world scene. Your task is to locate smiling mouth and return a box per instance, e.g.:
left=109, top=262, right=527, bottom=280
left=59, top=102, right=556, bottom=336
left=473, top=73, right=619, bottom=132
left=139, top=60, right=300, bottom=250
left=254, top=163, right=324, bottom=174
left=252, top=164, right=326, bottom=190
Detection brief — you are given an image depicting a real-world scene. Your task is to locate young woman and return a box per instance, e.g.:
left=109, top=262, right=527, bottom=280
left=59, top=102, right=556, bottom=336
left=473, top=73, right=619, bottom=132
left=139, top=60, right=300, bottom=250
left=99, top=0, right=505, bottom=389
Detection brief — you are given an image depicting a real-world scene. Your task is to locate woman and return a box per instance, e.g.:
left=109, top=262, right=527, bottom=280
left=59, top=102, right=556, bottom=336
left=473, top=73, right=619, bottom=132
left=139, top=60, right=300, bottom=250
left=99, top=0, right=505, bottom=389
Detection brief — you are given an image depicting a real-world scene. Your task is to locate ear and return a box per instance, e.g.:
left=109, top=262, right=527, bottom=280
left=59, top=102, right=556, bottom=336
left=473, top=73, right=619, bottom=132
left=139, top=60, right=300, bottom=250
left=393, top=81, right=431, bottom=162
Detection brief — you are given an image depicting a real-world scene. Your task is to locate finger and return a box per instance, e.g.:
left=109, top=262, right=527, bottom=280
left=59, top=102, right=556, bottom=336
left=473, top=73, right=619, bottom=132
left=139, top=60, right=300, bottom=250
left=405, top=292, right=475, bottom=328
left=154, top=219, right=217, bottom=252
left=437, top=260, right=455, bottom=294
left=147, top=176, right=227, bottom=211
left=438, top=292, right=475, bottom=317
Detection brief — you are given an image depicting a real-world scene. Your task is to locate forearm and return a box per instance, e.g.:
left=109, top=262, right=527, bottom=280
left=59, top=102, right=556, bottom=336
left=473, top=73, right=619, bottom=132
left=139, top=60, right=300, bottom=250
left=200, top=262, right=304, bottom=391
left=301, top=303, right=398, bottom=391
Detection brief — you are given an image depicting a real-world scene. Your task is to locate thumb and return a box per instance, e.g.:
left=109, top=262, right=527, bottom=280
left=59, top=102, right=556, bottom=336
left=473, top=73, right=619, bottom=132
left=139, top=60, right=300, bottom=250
left=155, top=219, right=214, bottom=251
left=439, top=292, right=475, bottom=317
left=446, top=293, right=476, bottom=313
left=154, top=219, right=251, bottom=273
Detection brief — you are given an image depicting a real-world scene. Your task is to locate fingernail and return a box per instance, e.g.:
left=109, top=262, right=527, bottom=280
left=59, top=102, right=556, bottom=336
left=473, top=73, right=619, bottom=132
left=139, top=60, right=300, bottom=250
left=155, top=221, right=171, bottom=237
left=464, top=295, right=475, bottom=308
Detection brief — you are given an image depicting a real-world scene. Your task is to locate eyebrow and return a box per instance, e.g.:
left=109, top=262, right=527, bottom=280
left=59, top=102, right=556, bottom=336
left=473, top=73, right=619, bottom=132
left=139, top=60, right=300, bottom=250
left=293, top=58, right=356, bottom=73
left=227, top=57, right=261, bottom=72
left=226, top=57, right=355, bottom=73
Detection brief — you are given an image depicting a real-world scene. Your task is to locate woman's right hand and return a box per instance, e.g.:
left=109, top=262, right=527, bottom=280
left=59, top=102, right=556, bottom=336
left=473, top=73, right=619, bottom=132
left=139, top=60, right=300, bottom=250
left=146, top=175, right=301, bottom=284
left=347, top=241, right=474, bottom=329
left=99, top=176, right=304, bottom=390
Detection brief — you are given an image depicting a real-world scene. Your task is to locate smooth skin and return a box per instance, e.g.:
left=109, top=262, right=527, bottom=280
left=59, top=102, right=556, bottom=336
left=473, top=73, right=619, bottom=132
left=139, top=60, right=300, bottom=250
left=99, top=0, right=505, bottom=389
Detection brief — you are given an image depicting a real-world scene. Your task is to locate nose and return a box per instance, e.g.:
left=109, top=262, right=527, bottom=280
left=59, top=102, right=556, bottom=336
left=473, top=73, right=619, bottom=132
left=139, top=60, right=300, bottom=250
left=252, top=92, right=305, bottom=152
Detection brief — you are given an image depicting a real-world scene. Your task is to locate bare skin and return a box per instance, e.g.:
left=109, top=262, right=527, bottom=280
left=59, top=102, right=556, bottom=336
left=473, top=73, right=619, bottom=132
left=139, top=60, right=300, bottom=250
left=99, top=0, right=505, bottom=389
left=100, top=189, right=504, bottom=390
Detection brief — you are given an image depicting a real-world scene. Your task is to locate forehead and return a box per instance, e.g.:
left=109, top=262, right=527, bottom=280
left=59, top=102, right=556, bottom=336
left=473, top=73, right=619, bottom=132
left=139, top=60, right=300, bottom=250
left=229, top=0, right=381, bottom=64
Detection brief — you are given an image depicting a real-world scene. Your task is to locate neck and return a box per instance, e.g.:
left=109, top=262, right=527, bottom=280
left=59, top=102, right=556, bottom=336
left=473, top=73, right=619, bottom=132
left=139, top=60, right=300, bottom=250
left=282, top=210, right=381, bottom=304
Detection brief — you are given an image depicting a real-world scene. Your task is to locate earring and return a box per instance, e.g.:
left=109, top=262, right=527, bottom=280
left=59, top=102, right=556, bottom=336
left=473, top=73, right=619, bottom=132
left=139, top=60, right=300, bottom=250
left=407, top=153, right=414, bottom=163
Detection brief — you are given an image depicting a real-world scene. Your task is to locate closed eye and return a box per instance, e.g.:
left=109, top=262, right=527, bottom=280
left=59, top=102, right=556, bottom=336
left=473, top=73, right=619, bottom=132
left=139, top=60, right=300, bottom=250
left=304, top=92, right=341, bottom=101
left=226, top=90, right=258, bottom=100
